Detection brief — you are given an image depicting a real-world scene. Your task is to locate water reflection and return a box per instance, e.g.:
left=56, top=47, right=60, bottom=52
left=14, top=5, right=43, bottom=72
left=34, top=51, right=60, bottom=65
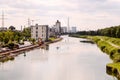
left=41, top=45, right=49, bottom=50
left=23, top=52, right=26, bottom=57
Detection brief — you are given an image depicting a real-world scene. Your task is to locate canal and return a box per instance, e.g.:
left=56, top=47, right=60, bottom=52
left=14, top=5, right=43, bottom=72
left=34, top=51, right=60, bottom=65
left=0, top=36, right=115, bottom=80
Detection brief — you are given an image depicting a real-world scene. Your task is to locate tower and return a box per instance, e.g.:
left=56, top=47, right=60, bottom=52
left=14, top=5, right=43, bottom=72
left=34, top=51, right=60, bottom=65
left=56, top=20, right=61, bottom=33
left=68, top=17, right=70, bottom=33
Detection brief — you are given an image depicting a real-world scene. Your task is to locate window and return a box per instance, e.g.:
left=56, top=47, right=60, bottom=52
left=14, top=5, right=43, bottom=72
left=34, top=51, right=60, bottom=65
left=36, top=27, right=38, bottom=29
left=36, top=31, right=38, bottom=34
left=36, top=34, right=38, bottom=37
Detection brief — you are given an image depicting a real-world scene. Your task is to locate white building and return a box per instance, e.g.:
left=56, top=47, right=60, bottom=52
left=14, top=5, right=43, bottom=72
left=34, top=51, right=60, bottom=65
left=71, top=27, right=77, bottom=33
left=31, top=24, right=49, bottom=41
left=49, top=27, right=56, bottom=37
left=55, top=20, right=61, bottom=34
left=0, top=27, right=7, bottom=31
left=61, top=27, right=67, bottom=34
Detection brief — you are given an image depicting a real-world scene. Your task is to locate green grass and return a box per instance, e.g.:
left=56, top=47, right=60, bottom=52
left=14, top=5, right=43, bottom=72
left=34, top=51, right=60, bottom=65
left=88, top=36, right=120, bottom=62
left=69, top=34, right=88, bottom=38
left=107, top=63, right=120, bottom=72
left=71, top=34, right=120, bottom=62
left=49, top=37, right=56, bottom=41
left=71, top=34, right=120, bottom=79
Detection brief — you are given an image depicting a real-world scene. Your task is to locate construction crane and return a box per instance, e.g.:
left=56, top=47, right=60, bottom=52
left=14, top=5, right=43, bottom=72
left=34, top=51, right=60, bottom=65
left=29, top=19, right=40, bottom=26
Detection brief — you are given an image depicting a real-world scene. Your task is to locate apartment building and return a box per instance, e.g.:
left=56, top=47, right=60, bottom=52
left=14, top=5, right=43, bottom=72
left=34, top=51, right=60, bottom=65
left=31, top=24, right=49, bottom=41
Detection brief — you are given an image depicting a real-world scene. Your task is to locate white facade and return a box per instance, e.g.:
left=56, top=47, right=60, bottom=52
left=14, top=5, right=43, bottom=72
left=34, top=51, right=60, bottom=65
left=49, top=27, right=56, bottom=37
left=61, top=27, right=67, bottom=33
left=31, top=24, right=49, bottom=41
left=71, top=27, right=77, bottom=33
left=55, top=20, right=61, bottom=33
left=0, top=27, right=7, bottom=31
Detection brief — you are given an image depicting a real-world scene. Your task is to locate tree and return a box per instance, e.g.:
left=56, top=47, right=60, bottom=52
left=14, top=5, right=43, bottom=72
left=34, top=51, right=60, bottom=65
left=22, top=27, right=31, bottom=40
left=116, top=27, right=120, bottom=38
left=9, top=26, right=16, bottom=31
left=30, top=38, right=36, bottom=44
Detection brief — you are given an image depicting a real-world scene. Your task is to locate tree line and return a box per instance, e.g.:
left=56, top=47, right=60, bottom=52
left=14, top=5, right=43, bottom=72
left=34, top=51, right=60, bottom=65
left=76, top=25, right=120, bottom=38
left=0, top=27, right=32, bottom=49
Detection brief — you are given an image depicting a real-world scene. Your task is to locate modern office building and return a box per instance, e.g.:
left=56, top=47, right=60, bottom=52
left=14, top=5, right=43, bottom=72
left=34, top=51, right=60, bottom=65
left=31, top=24, right=49, bottom=41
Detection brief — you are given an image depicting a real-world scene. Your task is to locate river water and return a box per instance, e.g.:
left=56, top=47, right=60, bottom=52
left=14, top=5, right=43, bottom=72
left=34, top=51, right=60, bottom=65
left=0, top=36, right=115, bottom=80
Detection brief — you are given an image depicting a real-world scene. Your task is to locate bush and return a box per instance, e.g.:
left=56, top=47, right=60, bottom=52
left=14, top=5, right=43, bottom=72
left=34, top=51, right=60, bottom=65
left=100, top=46, right=106, bottom=51
left=8, top=42, right=15, bottom=49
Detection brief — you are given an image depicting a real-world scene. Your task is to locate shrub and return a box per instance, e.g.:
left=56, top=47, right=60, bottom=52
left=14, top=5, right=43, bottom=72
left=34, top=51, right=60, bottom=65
left=8, top=42, right=15, bottom=49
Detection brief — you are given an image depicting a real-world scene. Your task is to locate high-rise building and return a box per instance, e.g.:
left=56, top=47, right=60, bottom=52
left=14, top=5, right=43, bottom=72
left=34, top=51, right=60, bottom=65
left=31, top=24, right=49, bottom=41
left=55, top=20, right=61, bottom=34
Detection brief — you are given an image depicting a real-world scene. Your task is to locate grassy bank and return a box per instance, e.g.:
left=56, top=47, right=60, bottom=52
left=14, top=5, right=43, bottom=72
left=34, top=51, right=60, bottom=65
left=70, top=34, right=120, bottom=78
left=69, top=34, right=88, bottom=38
left=88, top=36, right=120, bottom=62
left=70, top=34, right=120, bottom=61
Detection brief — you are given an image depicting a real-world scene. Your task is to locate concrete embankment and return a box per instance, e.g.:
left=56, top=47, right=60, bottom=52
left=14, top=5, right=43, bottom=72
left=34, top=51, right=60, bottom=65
left=0, top=44, right=39, bottom=62
left=0, top=38, right=63, bottom=63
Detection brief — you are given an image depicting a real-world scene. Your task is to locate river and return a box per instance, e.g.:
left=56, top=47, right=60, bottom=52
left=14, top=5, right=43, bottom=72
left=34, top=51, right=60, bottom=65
left=0, top=36, right=116, bottom=80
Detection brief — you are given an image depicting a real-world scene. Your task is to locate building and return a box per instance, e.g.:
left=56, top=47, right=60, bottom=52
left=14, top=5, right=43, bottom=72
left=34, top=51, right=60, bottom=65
left=71, top=27, right=77, bottom=33
left=31, top=24, right=49, bottom=41
left=61, top=27, right=67, bottom=34
left=0, top=27, right=7, bottom=31
left=54, top=20, right=61, bottom=35
left=55, top=20, right=61, bottom=33
left=49, top=27, right=56, bottom=37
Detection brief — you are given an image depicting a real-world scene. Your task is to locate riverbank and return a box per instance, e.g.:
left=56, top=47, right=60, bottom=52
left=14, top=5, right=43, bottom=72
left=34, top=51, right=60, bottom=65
left=70, top=34, right=120, bottom=79
left=0, top=37, right=63, bottom=63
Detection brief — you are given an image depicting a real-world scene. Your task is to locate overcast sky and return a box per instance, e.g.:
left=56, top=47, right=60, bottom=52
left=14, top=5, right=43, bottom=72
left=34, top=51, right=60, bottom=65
left=1, top=0, right=120, bottom=30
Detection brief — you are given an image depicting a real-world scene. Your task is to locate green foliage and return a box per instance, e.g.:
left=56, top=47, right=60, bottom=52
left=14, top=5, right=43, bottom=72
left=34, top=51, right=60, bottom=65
left=89, top=36, right=120, bottom=62
left=69, top=34, right=88, bottom=38
left=107, top=63, right=120, bottom=74
left=22, top=27, right=31, bottom=39
left=49, top=37, right=56, bottom=41
left=8, top=42, right=15, bottom=50
left=0, top=27, right=31, bottom=49
left=29, top=38, right=36, bottom=44
left=98, top=25, right=120, bottom=38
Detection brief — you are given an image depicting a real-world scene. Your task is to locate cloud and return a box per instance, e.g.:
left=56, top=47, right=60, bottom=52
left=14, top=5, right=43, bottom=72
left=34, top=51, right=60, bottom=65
left=0, top=0, right=120, bottom=30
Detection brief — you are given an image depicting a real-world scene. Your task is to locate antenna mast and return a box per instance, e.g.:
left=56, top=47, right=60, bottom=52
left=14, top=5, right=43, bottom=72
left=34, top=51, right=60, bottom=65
left=2, top=11, right=4, bottom=27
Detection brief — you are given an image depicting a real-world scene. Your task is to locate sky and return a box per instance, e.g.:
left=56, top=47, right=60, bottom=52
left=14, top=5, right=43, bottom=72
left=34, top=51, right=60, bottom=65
left=0, top=0, right=120, bottom=31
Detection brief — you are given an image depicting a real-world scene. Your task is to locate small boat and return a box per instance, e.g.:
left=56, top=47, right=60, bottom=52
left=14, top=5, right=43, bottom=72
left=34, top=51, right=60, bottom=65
left=56, top=47, right=59, bottom=49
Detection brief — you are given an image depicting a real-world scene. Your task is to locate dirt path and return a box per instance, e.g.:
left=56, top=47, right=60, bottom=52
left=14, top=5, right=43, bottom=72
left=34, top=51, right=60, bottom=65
left=99, top=37, right=120, bottom=49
